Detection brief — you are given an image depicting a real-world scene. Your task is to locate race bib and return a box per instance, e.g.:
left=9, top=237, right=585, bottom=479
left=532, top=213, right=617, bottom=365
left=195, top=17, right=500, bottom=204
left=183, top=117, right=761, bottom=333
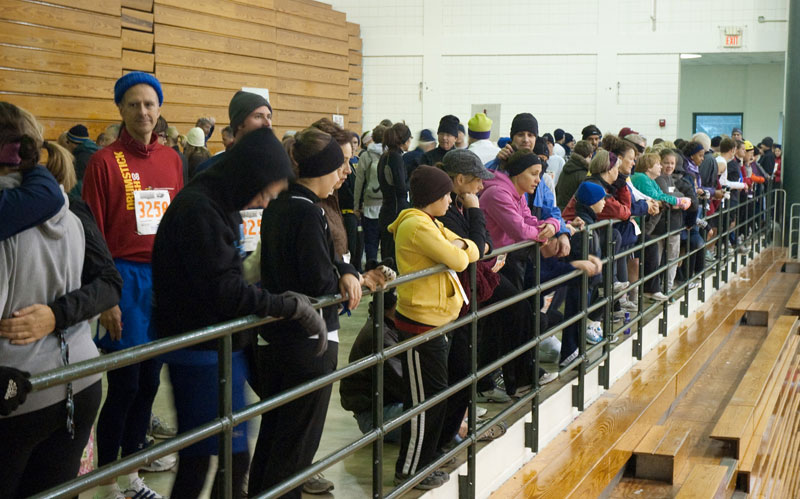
left=134, top=190, right=170, bottom=235
left=240, top=209, right=262, bottom=252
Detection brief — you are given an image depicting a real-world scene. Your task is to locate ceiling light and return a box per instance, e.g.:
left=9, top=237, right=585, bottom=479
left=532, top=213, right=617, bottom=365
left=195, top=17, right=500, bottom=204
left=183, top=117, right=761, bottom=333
left=680, top=53, right=702, bottom=59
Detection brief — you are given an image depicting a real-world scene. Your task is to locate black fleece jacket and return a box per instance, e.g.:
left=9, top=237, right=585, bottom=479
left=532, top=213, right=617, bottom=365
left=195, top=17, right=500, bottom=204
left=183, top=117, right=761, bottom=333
left=151, top=128, right=295, bottom=350
left=436, top=193, right=492, bottom=258
left=49, top=196, right=122, bottom=331
left=259, top=182, right=359, bottom=343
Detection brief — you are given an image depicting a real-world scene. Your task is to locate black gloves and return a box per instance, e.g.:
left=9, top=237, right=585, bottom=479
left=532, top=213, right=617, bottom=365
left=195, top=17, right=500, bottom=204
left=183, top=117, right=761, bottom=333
left=280, top=291, right=328, bottom=356
left=0, top=366, right=32, bottom=416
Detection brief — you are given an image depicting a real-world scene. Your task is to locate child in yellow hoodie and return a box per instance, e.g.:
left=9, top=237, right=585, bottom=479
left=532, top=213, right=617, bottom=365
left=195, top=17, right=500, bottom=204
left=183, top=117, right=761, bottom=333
left=387, top=165, right=479, bottom=489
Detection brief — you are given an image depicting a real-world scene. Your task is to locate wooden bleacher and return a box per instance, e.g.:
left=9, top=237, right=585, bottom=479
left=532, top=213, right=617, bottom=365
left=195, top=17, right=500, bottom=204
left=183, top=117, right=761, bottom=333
left=493, top=249, right=800, bottom=498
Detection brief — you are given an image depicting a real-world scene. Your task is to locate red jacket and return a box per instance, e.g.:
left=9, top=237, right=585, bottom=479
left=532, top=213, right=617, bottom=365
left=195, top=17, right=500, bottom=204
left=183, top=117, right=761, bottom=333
left=82, top=128, right=184, bottom=263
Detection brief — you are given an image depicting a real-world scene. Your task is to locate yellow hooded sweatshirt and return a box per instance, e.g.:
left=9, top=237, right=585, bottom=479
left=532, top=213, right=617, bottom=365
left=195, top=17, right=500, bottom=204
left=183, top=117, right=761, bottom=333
left=387, top=208, right=480, bottom=327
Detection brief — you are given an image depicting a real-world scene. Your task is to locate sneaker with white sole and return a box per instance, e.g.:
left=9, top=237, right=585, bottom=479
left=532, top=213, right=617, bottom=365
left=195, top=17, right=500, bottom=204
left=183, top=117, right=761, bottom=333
left=476, top=406, right=488, bottom=418
left=645, top=291, right=669, bottom=301
left=94, top=484, right=125, bottom=499
left=586, top=321, right=603, bottom=344
left=303, top=473, right=334, bottom=494
left=122, top=476, right=163, bottom=499
left=476, top=387, right=511, bottom=403
left=148, top=414, right=177, bottom=439
left=539, top=371, right=558, bottom=385
left=619, top=297, right=638, bottom=312
left=140, top=453, right=177, bottom=473
left=613, top=281, right=629, bottom=293
left=394, top=470, right=449, bottom=490
left=559, top=349, right=579, bottom=368
left=688, top=281, right=700, bottom=290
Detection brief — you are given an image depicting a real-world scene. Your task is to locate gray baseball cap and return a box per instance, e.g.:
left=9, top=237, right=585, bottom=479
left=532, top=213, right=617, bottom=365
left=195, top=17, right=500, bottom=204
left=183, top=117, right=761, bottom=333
left=441, top=149, right=494, bottom=180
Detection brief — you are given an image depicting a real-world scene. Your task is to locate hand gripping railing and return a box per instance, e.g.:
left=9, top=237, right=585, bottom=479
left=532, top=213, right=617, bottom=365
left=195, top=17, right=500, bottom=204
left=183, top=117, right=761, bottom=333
left=26, top=183, right=780, bottom=499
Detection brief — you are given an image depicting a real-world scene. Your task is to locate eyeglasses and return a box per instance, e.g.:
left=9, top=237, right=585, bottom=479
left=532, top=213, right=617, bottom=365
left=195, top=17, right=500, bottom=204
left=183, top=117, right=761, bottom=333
left=56, top=331, right=75, bottom=439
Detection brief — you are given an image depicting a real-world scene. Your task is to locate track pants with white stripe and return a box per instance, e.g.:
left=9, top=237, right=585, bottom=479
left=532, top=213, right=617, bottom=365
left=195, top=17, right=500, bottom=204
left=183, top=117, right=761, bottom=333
left=395, top=331, right=450, bottom=476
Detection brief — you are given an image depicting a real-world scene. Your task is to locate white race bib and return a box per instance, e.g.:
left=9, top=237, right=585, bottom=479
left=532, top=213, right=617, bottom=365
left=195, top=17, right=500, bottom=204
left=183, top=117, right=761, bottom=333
left=240, top=209, right=262, bottom=252
left=134, top=190, right=170, bottom=235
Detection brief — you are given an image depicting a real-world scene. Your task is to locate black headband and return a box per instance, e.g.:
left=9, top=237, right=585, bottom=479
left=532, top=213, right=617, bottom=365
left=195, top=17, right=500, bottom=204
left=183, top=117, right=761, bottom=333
left=505, top=153, right=542, bottom=177
left=297, top=136, right=344, bottom=178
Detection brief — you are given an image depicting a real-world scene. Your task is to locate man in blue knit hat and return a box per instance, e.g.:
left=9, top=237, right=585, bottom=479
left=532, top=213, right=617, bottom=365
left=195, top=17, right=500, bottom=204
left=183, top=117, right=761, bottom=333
left=82, top=71, right=183, bottom=499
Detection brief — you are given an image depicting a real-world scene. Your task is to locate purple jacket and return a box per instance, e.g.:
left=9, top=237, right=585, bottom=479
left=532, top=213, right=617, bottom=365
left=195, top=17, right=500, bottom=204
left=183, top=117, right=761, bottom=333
left=480, top=169, right=560, bottom=249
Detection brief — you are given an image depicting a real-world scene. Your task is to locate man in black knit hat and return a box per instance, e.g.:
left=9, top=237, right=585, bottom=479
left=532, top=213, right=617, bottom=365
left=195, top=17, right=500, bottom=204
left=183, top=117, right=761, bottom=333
left=421, top=114, right=460, bottom=166
left=194, top=90, right=274, bottom=175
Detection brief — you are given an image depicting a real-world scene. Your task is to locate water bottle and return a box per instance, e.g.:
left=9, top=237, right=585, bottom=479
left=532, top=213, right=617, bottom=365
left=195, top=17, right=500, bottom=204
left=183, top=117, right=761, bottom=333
left=624, top=311, right=631, bottom=335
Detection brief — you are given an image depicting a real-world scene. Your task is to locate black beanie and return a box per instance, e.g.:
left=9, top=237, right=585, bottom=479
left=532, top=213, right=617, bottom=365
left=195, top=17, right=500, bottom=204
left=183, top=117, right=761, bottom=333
left=229, top=91, right=272, bottom=133
left=510, top=113, right=539, bottom=138
left=206, top=127, right=294, bottom=210
left=581, top=124, right=602, bottom=139
left=410, top=165, right=453, bottom=208
left=437, top=115, right=460, bottom=137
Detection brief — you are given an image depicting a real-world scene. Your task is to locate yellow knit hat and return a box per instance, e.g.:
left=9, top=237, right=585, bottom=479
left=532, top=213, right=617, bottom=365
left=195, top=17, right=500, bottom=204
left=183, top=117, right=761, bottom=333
left=744, top=140, right=754, bottom=151
left=467, top=113, right=493, bottom=140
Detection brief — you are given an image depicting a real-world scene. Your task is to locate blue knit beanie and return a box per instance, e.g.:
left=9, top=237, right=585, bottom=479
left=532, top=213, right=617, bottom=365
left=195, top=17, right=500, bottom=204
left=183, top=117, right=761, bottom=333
left=114, top=72, right=163, bottom=106
left=576, top=181, right=606, bottom=206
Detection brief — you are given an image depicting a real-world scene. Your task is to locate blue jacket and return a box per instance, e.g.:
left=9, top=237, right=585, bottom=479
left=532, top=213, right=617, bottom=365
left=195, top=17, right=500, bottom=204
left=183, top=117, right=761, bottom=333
left=0, top=166, right=64, bottom=241
left=531, top=182, right=569, bottom=235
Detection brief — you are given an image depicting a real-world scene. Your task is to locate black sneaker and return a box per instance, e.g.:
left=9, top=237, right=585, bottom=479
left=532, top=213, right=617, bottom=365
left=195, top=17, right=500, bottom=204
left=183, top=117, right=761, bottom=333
left=394, top=470, right=449, bottom=490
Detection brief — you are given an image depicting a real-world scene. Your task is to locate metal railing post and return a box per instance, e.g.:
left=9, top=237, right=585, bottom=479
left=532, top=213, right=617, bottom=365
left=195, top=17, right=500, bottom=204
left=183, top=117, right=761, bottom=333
left=601, top=222, right=613, bottom=389
left=459, top=262, right=478, bottom=499
left=573, top=228, right=588, bottom=411
left=371, top=289, right=385, bottom=499
left=633, top=225, right=644, bottom=361
left=526, top=247, right=541, bottom=452
left=216, top=334, right=233, bottom=499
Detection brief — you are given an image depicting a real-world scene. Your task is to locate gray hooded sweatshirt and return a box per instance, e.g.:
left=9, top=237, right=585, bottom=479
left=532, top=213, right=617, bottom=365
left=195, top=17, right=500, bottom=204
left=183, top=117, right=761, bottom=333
left=0, top=173, right=100, bottom=416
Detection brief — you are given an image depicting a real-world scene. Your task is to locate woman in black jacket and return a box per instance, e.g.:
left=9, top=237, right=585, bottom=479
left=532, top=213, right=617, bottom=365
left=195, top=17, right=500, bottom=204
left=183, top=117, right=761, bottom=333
left=250, top=126, right=363, bottom=499
left=151, top=128, right=321, bottom=499
left=377, top=122, right=412, bottom=262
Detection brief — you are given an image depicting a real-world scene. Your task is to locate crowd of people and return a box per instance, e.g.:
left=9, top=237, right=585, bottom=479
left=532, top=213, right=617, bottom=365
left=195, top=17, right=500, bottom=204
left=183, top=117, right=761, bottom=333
left=0, top=69, right=782, bottom=498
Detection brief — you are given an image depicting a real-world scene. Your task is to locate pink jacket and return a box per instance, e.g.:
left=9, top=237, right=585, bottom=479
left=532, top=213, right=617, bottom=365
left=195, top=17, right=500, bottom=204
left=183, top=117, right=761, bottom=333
left=480, top=170, right=560, bottom=249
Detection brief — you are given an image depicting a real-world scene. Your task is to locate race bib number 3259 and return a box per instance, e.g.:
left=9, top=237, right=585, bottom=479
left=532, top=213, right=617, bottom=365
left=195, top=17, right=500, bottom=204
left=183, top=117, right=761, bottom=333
left=134, top=190, right=170, bottom=235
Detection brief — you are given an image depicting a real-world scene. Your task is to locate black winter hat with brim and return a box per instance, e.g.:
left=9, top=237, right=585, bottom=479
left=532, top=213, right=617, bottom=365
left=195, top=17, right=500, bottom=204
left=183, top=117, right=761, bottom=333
left=437, top=115, right=460, bottom=137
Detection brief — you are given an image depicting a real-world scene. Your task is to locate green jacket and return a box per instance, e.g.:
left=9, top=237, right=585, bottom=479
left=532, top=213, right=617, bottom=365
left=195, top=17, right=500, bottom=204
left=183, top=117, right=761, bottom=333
left=554, top=155, right=589, bottom=210
left=630, top=172, right=677, bottom=205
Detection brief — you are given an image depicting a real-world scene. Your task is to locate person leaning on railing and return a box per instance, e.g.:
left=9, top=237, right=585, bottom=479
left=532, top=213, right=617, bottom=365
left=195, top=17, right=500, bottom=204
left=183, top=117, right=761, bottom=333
left=0, top=102, right=104, bottom=498
left=250, top=126, right=363, bottom=499
left=150, top=128, right=310, bottom=499
left=387, top=165, right=480, bottom=490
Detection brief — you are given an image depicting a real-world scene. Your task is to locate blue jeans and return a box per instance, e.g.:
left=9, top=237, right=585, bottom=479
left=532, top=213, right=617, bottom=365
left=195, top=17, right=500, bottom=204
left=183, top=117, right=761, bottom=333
left=362, top=217, right=380, bottom=262
left=355, top=403, right=403, bottom=443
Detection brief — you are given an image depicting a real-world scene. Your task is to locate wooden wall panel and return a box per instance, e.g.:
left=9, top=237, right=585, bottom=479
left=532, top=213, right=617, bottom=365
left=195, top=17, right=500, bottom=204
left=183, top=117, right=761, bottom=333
left=2, top=0, right=361, bottom=142
left=122, top=0, right=153, bottom=12
left=122, top=28, right=153, bottom=52
left=0, top=21, right=121, bottom=58
left=121, top=7, right=153, bottom=32
left=122, top=49, right=154, bottom=72
left=155, top=25, right=275, bottom=59
left=1, top=0, right=120, bottom=37
left=155, top=0, right=275, bottom=26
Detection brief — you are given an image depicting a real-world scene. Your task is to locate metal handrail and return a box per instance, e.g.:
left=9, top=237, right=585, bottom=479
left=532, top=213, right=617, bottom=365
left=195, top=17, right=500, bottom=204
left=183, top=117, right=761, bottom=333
left=27, top=183, right=780, bottom=499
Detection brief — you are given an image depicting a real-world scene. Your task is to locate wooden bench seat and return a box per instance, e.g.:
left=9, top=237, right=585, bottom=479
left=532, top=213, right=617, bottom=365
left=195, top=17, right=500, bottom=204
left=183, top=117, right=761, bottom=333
left=710, top=316, right=798, bottom=459
left=675, top=460, right=736, bottom=499
left=785, top=280, right=800, bottom=313
left=633, top=424, right=691, bottom=484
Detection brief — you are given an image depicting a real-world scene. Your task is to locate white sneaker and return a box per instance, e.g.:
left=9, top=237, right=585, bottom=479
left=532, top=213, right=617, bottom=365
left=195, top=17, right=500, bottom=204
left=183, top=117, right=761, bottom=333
left=140, top=453, right=177, bottom=472
left=688, top=281, right=700, bottom=290
left=613, top=281, right=629, bottom=293
left=586, top=321, right=603, bottom=344
left=94, top=484, right=125, bottom=499
left=539, top=371, right=558, bottom=385
left=559, top=349, right=579, bottom=368
left=619, top=297, right=638, bottom=312
left=645, top=292, right=669, bottom=301
left=476, top=387, right=511, bottom=403
left=476, top=406, right=488, bottom=418
left=122, top=476, right=163, bottom=499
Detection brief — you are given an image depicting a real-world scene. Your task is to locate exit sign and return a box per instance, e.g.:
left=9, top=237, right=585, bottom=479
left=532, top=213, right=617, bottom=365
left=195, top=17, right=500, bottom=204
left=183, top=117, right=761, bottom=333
left=725, top=35, right=741, bottom=47
left=723, top=27, right=743, bottom=48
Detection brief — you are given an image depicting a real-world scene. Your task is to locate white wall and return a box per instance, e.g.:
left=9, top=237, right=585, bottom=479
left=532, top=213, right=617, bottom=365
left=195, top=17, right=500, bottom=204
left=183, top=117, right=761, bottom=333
left=327, top=0, right=788, bottom=144
left=678, top=63, right=785, bottom=142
